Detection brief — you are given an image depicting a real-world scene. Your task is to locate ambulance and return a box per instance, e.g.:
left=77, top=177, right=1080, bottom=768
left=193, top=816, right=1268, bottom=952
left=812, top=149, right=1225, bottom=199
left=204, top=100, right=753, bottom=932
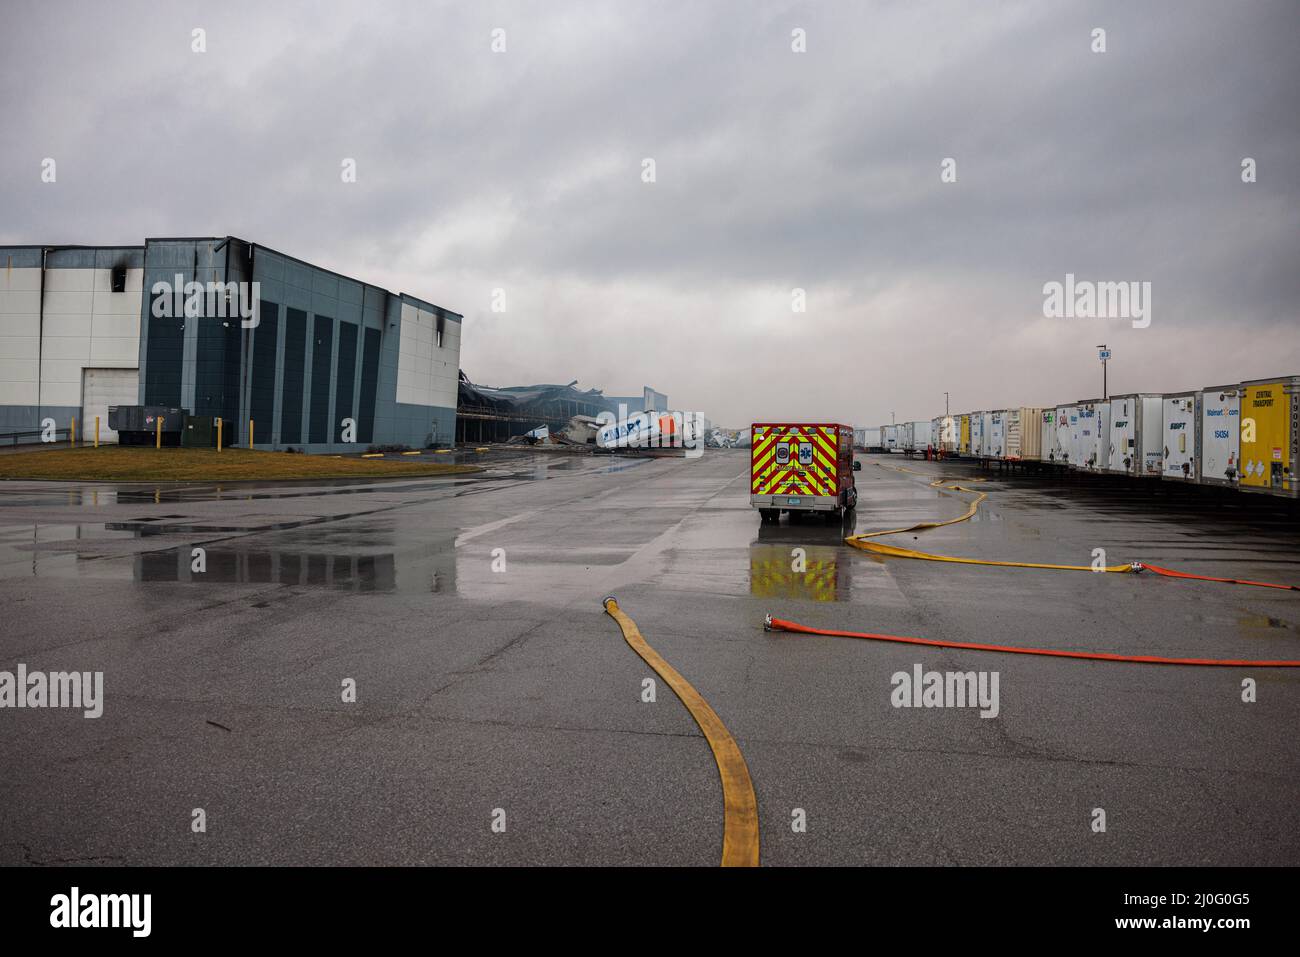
left=1198, top=384, right=1240, bottom=488
left=751, top=423, right=859, bottom=522
left=1161, top=392, right=1199, bottom=482
left=1238, top=376, right=1300, bottom=497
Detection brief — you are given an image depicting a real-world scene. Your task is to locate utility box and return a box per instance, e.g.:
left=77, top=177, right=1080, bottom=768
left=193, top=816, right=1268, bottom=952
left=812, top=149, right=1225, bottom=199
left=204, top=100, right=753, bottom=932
left=1161, top=393, right=1200, bottom=482
left=1198, top=384, right=1241, bottom=488
left=181, top=415, right=216, bottom=449
left=108, top=405, right=186, bottom=446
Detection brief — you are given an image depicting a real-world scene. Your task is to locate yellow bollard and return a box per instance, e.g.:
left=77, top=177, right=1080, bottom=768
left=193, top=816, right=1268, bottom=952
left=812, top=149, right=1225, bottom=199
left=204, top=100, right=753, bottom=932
left=71, top=417, right=76, bottom=447
left=94, top=416, right=100, bottom=448
left=216, top=417, right=223, bottom=452
left=249, top=419, right=254, bottom=450
left=156, top=417, right=162, bottom=449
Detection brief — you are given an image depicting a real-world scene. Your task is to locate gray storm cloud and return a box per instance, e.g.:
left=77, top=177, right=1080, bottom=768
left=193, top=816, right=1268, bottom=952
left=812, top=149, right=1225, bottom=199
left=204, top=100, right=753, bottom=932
left=2, top=0, right=1297, bottom=425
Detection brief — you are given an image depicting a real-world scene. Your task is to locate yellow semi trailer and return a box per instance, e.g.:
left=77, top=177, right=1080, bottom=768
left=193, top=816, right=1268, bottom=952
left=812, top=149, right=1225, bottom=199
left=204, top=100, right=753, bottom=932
left=958, top=414, right=971, bottom=456
left=1239, top=376, right=1300, bottom=498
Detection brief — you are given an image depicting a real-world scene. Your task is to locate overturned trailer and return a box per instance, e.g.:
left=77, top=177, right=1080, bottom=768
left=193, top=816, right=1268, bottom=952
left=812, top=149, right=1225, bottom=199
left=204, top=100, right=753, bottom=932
left=596, top=409, right=703, bottom=452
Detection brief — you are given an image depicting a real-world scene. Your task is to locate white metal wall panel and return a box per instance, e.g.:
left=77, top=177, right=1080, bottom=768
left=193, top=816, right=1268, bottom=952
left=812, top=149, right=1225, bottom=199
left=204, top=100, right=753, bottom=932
left=81, top=367, right=139, bottom=442
left=396, top=302, right=460, bottom=409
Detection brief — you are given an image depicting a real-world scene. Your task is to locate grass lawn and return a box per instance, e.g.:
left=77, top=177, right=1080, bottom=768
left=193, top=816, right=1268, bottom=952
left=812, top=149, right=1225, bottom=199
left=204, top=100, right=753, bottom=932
left=0, top=446, right=481, bottom=483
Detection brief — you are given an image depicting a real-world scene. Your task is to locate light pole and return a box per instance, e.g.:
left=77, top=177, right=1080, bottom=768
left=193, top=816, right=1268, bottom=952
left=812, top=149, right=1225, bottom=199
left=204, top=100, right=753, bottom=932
left=1097, top=344, right=1110, bottom=399
left=944, top=392, right=950, bottom=417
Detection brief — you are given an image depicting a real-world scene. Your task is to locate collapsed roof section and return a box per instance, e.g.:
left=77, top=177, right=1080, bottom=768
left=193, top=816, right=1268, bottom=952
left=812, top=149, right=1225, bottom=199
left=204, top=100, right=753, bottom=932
left=457, top=371, right=618, bottom=417
left=455, top=371, right=646, bottom=444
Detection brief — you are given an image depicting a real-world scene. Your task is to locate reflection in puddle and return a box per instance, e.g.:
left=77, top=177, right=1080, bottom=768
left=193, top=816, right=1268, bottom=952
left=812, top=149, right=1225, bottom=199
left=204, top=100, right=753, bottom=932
left=749, top=543, right=846, bottom=602
left=135, top=549, right=413, bottom=592
left=134, top=535, right=460, bottom=593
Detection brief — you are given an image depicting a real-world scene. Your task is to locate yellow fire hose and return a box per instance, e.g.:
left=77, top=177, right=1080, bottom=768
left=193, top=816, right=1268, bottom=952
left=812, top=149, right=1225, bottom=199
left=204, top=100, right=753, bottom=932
left=847, top=463, right=1300, bottom=587
left=603, top=597, right=760, bottom=867
left=845, top=464, right=1133, bottom=572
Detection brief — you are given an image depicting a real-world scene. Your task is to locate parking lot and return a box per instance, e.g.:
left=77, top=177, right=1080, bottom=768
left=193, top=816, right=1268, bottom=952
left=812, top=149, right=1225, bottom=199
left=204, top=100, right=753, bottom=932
left=2, top=449, right=1298, bottom=865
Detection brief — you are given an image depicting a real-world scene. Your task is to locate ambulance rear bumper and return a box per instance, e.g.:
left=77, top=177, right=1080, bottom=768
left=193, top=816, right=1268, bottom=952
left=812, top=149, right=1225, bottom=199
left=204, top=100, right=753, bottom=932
left=750, top=494, right=839, bottom=511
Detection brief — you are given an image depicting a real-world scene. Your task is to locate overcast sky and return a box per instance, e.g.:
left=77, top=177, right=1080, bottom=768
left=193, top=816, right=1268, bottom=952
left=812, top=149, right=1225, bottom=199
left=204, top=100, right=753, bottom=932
left=2, top=1, right=1297, bottom=426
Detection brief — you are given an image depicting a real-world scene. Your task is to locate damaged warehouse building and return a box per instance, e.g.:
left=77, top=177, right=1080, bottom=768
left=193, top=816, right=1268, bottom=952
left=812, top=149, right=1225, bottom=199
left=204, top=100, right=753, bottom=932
left=0, top=238, right=461, bottom=452
left=455, top=377, right=668, bottom=445
left=0, top=237, right=688, bottom=455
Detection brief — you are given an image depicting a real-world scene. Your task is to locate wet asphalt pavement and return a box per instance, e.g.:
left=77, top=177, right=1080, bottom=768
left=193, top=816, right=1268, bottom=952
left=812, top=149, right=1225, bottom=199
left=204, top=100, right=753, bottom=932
left=1, top=449, right=1298, bottom=866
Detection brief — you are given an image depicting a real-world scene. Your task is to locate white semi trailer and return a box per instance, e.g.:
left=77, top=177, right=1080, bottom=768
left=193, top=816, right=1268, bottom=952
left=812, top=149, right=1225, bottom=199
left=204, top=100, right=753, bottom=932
left=1198, top=385, right=1240, bottom=488
left=1108, top=394, right=1164, bottom=477
left=1162, top=392, right=1199, bottom=482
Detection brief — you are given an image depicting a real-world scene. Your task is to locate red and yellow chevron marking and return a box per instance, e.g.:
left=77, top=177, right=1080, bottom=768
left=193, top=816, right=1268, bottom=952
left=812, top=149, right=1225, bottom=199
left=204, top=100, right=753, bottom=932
left=751, top=425, right=839, bottom=498
left=749, top=548, right=842, bottom=602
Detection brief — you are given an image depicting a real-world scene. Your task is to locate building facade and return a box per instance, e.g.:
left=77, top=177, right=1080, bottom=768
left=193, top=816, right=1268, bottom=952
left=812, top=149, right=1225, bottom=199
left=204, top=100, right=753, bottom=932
left=0, top=238, right=461, bottom=452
